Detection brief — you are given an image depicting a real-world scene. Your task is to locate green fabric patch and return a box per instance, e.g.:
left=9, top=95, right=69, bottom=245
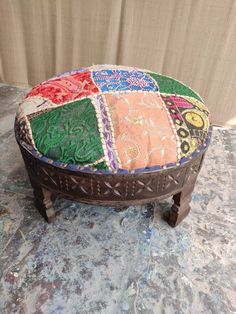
left=95, top=161, right=108, bottom=170
left=148, top=72, right=202, bottom=101
left=30, top=98, right=106, bottom=166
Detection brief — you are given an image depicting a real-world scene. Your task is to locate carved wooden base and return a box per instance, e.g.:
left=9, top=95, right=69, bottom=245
left=28, top=179, right=197, bottom=226
left=167, top=181, right=196, bottom=227
left=29, top=181, right=197, bottom=227
left=18, top=141, right=206, bottom=227
left=27, top=168, right=199, bottom=226
left=29, top=177, right=56, bottom=223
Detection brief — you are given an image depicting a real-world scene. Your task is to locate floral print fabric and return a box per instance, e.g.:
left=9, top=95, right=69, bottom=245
left=104, top=92, right=178, bottom=170
left=92, top=69, right=158, bottom=93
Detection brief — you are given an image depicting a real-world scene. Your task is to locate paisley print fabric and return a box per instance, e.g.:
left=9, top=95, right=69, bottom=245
left=30, top=99, right=105, bottom=167
left=16, top=65, right=211, bottom=172
left=93, top=70, right=158, bottom=92
left=26, top=71, right=99, bottom=104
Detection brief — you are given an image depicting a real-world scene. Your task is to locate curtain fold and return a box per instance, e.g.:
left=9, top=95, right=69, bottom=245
left=0, top=0, right=236, bottom=127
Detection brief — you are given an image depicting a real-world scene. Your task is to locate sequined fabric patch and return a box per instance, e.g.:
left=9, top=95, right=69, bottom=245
left=161, top=94, right=210, bottom=157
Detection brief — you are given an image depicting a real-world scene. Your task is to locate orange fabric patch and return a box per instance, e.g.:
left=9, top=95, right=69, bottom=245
left=105, top=92, right=178, bottom=170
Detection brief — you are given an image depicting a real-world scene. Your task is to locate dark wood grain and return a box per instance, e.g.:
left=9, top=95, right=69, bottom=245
left=29, top=175, right=56, bottom=223
left=17, top=138, right=207, bottom=227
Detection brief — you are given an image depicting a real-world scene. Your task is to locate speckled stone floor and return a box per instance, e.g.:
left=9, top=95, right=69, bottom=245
left=0, top=84, right=236, bottom=314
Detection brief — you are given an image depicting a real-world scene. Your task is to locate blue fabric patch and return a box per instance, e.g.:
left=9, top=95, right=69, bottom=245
left=92, top=70, right=158, bottom=92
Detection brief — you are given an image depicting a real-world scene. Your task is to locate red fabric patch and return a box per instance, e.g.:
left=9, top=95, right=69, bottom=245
left=26, top=72, right=99, bottom=104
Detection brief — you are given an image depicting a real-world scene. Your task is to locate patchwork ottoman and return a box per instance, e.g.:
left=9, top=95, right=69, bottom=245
left=15, top=65, right=212, bottom=226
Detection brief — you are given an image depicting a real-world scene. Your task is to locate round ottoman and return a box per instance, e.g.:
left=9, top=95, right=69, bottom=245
left=15, top=65, right=212, bottom=226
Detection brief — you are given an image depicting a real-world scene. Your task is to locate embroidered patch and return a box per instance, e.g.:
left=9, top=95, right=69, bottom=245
left=29, top=98, right=106, bottom=167
left=148, top=72, right=202, bottom=101
left=18, top=97, right=57, bottom=119
left=16, top=112, right=35, bottom=148
left=104, top=92, right=178, bottom=170
left=91, top=94, right=120, bottom=171
left=17, top=65, right=211, bottom=173
left=26, top=71, right=99, bottom=104
left=92, top=70, right=158, bottom=93
left=161, top=94, right=209, bottom=157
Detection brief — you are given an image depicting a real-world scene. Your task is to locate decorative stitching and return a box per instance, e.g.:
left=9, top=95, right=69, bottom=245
left=17, top=125, right=212, bottom=174
left=100, top=94, right=122, bottom=167
left=16, top=65, right=211, bottom=174
left=88, top=64, right=204, bottom=102
left=29, top=98, right=105, bottom=167
left=22, top=90, right=165, bottom=119
left=92, top=69, right=158, bottom=93
left=26, top=71, right=99, bottom=105
left=160, top=93, right=210, bottom=159
left=16, top=111, right=36, bottom=149
left=91, top=94, right=120, bottom=172
left=157, top=93, right=181, bottom=161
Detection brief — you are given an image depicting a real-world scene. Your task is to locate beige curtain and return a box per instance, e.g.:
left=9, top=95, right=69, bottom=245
left=0, top=0, right=236, bottom=127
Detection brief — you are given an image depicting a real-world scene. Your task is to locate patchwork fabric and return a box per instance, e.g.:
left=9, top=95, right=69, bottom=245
left=161, top=94, right=210, bottom=157
left=148, top=72, right=202, bottom=101
left=16, top=65, right=211, bottom=173
left=26, top=71, right=99, bottom=104
left=18, top=97, right=57, bottom=118
left=93, top=70, right=158, bottom=92
left=104, top=92, right=178, bottom=170
left=91, top=94, right=120, bottom=171
left=30, top=99, right=105, bottom=168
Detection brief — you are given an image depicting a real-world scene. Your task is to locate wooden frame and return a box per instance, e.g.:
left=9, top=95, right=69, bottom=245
left=17, top=138, right=206, bottom=227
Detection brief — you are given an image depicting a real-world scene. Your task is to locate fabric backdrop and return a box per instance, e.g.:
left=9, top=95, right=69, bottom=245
left=0, top=0, right=236, bottom=127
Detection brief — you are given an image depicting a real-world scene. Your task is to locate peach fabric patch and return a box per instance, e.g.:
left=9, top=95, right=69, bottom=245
left=105, top=92, right=178, bottom=170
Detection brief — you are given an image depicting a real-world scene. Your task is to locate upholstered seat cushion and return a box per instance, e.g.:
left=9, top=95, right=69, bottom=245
left=16, top=65, right=211, bottom=173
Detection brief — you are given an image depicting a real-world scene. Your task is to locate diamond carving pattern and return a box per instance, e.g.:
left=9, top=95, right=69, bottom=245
left=41, top=167, right=58, bottom=187
left=70, top=177, right=89, bottom=194
left=103, top=182, right=122, bottom=196
left=135, top=179, right=154, bottom=194
left=22, top=148, right=203, bottom=203
left=165, top=170, right=183, bottom=189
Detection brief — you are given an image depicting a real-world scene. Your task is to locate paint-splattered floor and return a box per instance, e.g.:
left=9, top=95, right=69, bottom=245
left=0, top=84, right=235, bottom=314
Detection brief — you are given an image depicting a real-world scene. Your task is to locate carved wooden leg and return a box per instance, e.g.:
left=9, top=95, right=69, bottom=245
left=168, top=181, right=196, bottom=227
left=29, top=177, right=56, bottom=223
